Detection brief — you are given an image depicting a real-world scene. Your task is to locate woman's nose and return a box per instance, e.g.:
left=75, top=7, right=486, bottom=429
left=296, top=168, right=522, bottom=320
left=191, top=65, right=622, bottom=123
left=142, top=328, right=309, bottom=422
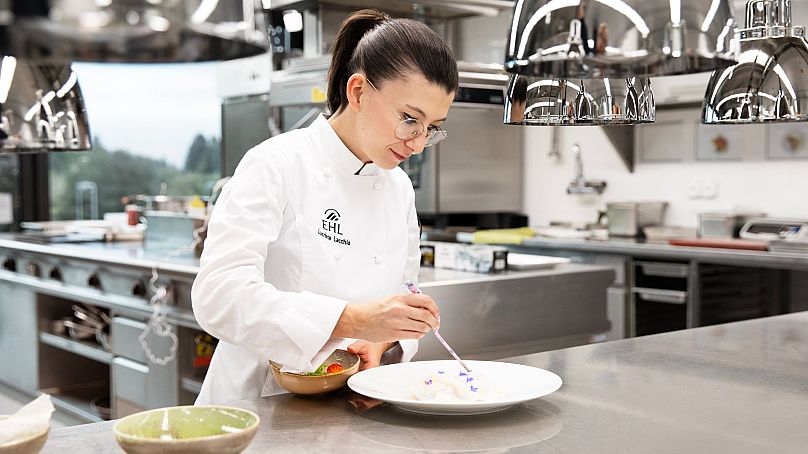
left=404, top=133, right=429, bottom=154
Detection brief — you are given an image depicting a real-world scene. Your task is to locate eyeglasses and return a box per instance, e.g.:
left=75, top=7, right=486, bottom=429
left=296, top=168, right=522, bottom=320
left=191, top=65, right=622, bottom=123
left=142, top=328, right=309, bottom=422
left=365, top=78, right=448, bottom=147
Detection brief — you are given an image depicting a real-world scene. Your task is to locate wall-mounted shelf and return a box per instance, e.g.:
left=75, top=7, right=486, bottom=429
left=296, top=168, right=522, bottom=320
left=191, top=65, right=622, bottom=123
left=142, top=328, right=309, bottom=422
left=602, top=126, right=635, bottom=173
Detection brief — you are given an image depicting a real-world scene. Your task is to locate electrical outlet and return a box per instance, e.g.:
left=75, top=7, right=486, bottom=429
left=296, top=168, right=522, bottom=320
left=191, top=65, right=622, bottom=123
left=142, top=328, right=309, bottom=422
left=702, top=180, right=719, bottom=199
left=688, top=180, right=702, bottom=199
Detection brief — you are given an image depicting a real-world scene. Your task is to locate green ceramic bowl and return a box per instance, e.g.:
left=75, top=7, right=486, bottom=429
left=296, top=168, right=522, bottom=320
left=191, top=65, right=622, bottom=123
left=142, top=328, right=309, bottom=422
left=0, top=416, right=49, bottom=454
left=112, top=406, right=259, bottom=454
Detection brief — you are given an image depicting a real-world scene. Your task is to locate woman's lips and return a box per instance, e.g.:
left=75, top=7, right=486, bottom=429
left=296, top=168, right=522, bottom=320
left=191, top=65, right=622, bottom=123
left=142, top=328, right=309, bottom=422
left=391, top=148, right=407, bottom=161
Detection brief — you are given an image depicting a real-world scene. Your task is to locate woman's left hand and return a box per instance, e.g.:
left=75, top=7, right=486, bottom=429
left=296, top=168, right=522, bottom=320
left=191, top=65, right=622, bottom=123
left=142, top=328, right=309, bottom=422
left=347, top=340, right=393, bottom=371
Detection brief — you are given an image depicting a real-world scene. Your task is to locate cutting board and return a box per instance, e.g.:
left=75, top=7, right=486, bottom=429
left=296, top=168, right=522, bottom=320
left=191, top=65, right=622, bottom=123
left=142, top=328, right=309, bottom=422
left=668, top=238, right=769, bottom=251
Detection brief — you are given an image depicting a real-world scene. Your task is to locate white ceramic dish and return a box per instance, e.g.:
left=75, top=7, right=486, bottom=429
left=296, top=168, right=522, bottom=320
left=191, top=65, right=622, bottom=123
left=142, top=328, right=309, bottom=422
left=347, top=360, right=562, bottom=415
left=507, top=253, right=571, bottom=270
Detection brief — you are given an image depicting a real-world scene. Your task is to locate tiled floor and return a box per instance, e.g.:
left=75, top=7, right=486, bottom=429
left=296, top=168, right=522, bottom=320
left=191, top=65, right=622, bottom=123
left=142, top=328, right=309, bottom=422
left=0, top=383, right=84, bottom=428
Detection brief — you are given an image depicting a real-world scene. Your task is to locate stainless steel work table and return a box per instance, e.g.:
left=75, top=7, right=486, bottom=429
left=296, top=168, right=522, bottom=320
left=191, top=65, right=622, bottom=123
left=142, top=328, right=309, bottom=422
left=42, top=311, right=808, bottom=453
left=519, top=236, right=808, bottom=271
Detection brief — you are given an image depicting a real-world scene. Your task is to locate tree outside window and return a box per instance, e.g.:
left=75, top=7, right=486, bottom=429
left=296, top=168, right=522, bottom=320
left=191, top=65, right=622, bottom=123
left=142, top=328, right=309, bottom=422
left=49, top=63, right=222, bottom=220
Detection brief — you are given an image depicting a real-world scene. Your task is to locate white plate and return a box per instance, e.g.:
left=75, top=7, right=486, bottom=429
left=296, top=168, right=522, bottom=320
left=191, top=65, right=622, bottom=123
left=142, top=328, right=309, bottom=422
left=347, top=360, right=562, bottom=415
left=507, top=253, right=571, bottom=270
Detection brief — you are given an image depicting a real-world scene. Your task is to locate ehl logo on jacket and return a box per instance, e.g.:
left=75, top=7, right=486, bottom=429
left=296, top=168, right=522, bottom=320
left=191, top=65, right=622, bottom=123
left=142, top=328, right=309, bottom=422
left=318, top=209, right=351, bottom=246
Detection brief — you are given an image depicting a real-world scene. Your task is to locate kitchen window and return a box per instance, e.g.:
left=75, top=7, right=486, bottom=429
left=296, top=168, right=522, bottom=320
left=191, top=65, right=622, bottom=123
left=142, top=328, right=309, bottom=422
left=48, top=62, right=223, bottom=221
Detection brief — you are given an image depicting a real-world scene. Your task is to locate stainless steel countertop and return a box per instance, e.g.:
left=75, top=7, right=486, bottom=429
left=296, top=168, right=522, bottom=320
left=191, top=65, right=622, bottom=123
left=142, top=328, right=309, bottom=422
left=0, top=235, right=610, bottom=283
left=43, top=312, right=808, bottom=453
left=0, top=236, right=201, bottom=275
left=519, top=236, right=808, bottom=270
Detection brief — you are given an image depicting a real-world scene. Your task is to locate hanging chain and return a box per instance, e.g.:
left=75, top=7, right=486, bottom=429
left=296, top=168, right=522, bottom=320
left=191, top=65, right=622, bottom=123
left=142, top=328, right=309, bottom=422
left=139, top=179, right=230, bottom=366
left=140, top=225, right=204, bottom=366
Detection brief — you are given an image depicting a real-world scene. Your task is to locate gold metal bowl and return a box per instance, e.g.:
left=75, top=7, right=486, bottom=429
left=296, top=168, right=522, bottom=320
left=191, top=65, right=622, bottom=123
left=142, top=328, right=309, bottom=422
left=269, top=349, right=360, bottom=395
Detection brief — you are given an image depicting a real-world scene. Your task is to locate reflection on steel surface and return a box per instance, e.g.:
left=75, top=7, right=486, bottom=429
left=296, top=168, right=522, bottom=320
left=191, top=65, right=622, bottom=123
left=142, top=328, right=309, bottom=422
left=0, top=56, right=91, bottom=152
left=0, top=0, right=268, bottom=63
left=505, top=0, right=737, bottom=77
left=504, top=73, right=655, bottom=125
left=702, top=0, right=808, bottom=124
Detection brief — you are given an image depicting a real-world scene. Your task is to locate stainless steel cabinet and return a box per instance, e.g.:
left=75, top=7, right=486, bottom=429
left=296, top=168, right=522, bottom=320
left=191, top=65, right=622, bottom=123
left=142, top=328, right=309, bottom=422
left=767, top=123, right=808, bottom=160
left=0, top=281, right=38, bottom=393
left=111, top=317, right=179, bottom=418
left=606, top=287, right=627, bottom=341
left=696, top=123, right=766, bottom=161
left=509, top=248, right=626, bottom=341
left=635, top=108, right=697, bottom=163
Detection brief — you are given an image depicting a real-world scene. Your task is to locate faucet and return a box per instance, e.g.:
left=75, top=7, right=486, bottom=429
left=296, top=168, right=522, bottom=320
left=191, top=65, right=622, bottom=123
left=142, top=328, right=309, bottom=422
left=567, top=143, right=607, bottom=195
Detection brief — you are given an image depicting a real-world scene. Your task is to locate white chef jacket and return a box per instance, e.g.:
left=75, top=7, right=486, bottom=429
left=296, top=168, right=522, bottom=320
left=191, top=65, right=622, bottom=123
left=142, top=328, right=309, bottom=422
left=192, top=114, right=421, bottom=404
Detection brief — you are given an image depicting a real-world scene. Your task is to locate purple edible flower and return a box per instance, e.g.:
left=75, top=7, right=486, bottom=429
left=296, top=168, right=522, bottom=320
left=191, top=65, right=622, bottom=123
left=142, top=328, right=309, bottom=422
left=466, top=376, right=474, bottom=383
left=438, top=370, right=444, bottom=374
left=424, top=379, right=432, bottom=385
left=470, top=385, right=478, bottom=392
left=459, top=371, right=467, bottom=377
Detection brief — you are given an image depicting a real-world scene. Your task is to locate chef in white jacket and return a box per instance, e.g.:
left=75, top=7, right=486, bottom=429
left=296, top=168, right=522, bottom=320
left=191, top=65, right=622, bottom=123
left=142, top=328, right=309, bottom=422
left=192, top=9, right=459, bottom=404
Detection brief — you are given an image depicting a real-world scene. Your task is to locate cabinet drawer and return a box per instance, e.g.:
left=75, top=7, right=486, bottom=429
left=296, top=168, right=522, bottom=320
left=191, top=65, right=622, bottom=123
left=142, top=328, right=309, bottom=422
left=633, top=287, right=688, bottom=305
left=112, top=357, right=149, bottom=409
left=111, top=317, right=148, bottom=363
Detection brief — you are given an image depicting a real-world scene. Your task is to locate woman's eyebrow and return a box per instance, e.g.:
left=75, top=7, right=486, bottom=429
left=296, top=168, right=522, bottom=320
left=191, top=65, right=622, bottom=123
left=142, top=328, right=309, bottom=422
left=405, top=103, right=448, bottom=122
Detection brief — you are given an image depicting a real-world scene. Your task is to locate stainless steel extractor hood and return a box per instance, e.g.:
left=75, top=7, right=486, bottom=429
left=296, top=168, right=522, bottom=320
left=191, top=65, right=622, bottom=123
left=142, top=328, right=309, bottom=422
left=504, top=74, right=655, bottom=125
left=505, top=0, right=738, bottom=78
left=502, top=0, right=740, bottom=126
left=702, top=0, right=808, bottom=123
left=0, top=56, right=91, bottom=152
left=1, top=0, right=269, bottom=63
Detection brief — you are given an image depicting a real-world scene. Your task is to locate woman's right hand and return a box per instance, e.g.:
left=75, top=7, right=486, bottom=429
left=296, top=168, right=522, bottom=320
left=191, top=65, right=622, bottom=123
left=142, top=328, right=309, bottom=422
left=334, top=293, right=440, bottom=343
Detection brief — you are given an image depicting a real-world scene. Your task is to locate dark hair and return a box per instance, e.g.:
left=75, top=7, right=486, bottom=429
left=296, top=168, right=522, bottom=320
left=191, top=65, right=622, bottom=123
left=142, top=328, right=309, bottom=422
left=326, top=9, right=459, bottom=115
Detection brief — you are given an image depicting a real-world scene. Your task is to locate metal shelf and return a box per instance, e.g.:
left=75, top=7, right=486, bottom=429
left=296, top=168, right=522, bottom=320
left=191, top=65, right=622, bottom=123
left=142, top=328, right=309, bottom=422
left=39, top=331, right=112, bottom=365
left=41, top=382, right=108, bottom=424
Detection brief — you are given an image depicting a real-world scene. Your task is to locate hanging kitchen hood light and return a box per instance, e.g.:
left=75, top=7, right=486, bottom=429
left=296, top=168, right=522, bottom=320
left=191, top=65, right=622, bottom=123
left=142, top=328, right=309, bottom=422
left=0, top=56, right=91, bottom=152
left=504, top=73, right=655, bottom=125
left=702, top=0, right=807, bottom=124
left=505, top=0, right=738, bottom=78
left=1, top=0, right=268, bottom=63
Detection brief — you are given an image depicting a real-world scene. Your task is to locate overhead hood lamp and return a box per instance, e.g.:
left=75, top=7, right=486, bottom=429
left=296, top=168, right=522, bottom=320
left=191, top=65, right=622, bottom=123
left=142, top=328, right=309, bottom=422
left=504, top=0, right=738, bottom=78
left=0, top=56, right=91, bottom=152
left=702, top=0, right=808, bottom=124
left=503, top=0, right=736, bottom=126
left=504, top=74, right=655, bottom=125
left=1, top=0, right=269, bottom=63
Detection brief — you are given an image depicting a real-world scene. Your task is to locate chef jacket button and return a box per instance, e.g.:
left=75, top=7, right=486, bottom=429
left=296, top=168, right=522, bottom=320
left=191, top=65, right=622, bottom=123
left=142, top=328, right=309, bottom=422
left=373, top=256, right=383, bottom=264
left=373, top=181, right=383, bottom=191
left=323, top=167, right=333, bottom=177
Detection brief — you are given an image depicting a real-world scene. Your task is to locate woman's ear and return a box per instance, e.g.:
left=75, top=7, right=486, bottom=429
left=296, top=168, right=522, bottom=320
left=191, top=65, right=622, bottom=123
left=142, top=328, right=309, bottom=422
left=345, top=73, right=367, bottom=113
